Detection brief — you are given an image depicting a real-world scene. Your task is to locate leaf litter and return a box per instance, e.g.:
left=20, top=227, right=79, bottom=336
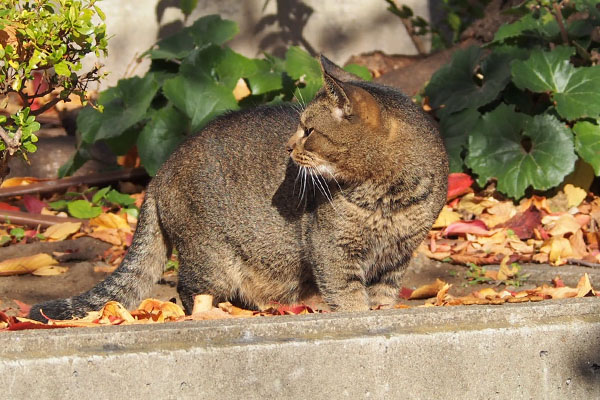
left=0, top=174, right=599, bottom=330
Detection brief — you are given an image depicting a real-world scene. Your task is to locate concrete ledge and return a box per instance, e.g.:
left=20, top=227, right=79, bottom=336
left=1, top=298, right=599, bottom=399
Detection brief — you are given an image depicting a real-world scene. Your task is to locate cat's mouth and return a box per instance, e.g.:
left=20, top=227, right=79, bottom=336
left=291, top=153, right=336, bottom=179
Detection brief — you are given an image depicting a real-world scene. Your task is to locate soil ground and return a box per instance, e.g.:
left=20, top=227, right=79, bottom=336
left=2, top=242, right=597, bottom=317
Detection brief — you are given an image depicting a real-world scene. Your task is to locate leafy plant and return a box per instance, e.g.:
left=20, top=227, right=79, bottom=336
left=425, top=0, right=600, bottom=199
left=49, top=185, right=136, bottom=219
left=0, top=0, right=108, bottom=181
left=385, top=0, right=490, bottom=52
left=67, top=14, right=371, bottom=177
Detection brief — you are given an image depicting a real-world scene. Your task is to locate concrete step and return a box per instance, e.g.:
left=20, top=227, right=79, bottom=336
left=1, top=297, right=599, bottom=399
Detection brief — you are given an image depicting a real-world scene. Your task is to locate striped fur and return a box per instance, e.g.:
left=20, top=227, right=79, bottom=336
left=29, top=56, right=448, bottom=321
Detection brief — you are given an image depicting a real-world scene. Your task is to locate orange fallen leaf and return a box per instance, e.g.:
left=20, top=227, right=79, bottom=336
left=87, top=229, right=122, bottom=246
left=542, top=214, right=581, bottom=237
left=43, top=221, right=82, bottom=241
left=136, top=298, right=185, bottom=322
left=93, top=265, right=118, bottom=273
left=409, top=278, right=447, bottom=300
left=540, top=237, right=572, bottom=265
left=0, top=176, right=46, bottom=188
left=218, top=301, right=255, bottom=317
left=90, top=213, right=131, bottom=232
left=233, top=77, right=251, bottom=101
left=0, top=253, right=58, bottom=276
left=576, top=273, right=595, bottom=297
left=100, top=301, right=135, bottom=323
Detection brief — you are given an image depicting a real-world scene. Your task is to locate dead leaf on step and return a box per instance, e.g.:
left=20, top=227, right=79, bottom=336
left=218, top=301, right=255, bottom=317
left=576, top=273, right=595, bottom=297
left=134, top=298, right=185, bottom=322
left=564, top=184, right=587, bottom=208
left=540, top=237, right=572, bottom=265
left=87, top=228, right=122, bottom=245
left=432, top=206, right=461, bottom=228
left=31, top=265, right=68, bottom=276
left=0, top=253, right=58, bottom=276
left=43, top=221, right=82, bottom=241
left=90, top=213, right=131, bottom=232
left=409, top=278, right=447, bottom=299
left=93, top=265, right=118, bottom=273
left=0, top=176, right=46, bottom=188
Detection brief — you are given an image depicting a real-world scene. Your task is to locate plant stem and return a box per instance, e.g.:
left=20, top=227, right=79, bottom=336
left=552, top=2, right=569, bottom=45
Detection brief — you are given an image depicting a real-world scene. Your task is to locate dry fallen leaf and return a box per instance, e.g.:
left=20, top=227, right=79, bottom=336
left=0, top=176, right=45, bottom=188
left=564, top=184, right=587, bottom=208
left=90, top=213, right=131, bottom=232
left=540, top=237, right=573, bottom=265
left=0, top=253, right=58, bottom=276
left=87, top=228, right=122, bottom=246
left=543, top=214, right=581, bottom=237
left=31, top=265, right=68, bottom=276
left=43, top=221, right=82, bottom=241
left=233, top=77, right=251, bottom=101
left=409, top=278, right=447, bottom=300
left=432, top=206, right=461, bottom=228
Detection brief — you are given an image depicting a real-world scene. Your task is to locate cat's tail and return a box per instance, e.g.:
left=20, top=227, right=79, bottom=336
left=28, top=191, right=170, bottom=322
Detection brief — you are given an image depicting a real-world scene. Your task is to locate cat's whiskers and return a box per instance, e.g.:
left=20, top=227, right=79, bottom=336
left=297, top=166, right=309, bottom=207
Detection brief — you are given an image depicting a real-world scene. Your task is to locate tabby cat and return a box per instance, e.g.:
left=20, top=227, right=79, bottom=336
left=29, top=56, right=448, bottom=321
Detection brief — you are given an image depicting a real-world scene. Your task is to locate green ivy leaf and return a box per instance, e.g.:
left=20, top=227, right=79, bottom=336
left=54, top=60, right=70, bottom=76
left=163, top=72, right=238, bottom=132
left=573, top=121, right=600, bottom=175
left=92, top=186, right=110, bottom=204
left=79, top=74, right=160, bottom=143
left=425, top=46, right=513, bottom=115
left=511, top=46, right=600, bottom=120
left=67, top=199, right=102, bottom=219
left=137, top=106, right=188, bottom=176
left=466, top=104, right=576, bottom=199
left=48, top=200, right=68, bottom=210
left=106, top=189, right=136, bottom=207
left=284, top=46, right=322, bottom=103
left=342, top=64, right=372, bottom=81
left=179, top=0, right=198, bottom=16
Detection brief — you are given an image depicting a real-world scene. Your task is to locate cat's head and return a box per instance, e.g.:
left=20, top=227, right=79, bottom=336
left=286, top=55, right=390, bottom=183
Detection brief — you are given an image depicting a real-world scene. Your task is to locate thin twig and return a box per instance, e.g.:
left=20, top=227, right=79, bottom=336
left=552, top=2, right=569, bottom=45
left=566, top=258, right=600, bottom=269
left=0, top=167, right=148, bottom=199
left=0, top=209, right=86, bottom=228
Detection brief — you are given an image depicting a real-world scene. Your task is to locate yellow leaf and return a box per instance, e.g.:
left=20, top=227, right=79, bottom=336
left=87, top=228, right=122, bottom=245
left=233, top=77, right=251, bottom=101
left=457, top=193, right=497, bottom=216
left=90, top=213, right=131, bottom=232
left=100, top=301, right=135, bottom=323
left=0, top=176, right=45, bottom=188
left=409, top=278, right=447, bottom=300
left=576, top=273, right=595, bottom=297
left=0, top=253, right=58, bottom=276
left=31, top=265, right=69, bottom=276
left=564, top=184, right=587, bottom=208
left=498, top=255, right=519, bottom=281
left=540, top=237, right=572, bottom=265
left=432, top=206, right=461, bottom=228
left=43, top=221, right=82, bottom=241
left=542, top=214, right=581, bottom=237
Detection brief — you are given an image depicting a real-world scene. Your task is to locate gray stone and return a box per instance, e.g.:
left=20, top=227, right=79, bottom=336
left=1, top=298, right=599, bottom=399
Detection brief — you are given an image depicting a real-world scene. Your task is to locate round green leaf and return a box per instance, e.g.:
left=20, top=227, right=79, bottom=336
left=574, top=121, right=600, bottom=175
left=440, top=108, right=480, bottom=173
left=425, top=46, right=513, bottom=115
left=512, top=47, right=600, bottom=120
left=67, top=200, right=102, bottom=219
left=137, top=106, right=188, bottom=176
left=466, top=104, right=576, bottom=199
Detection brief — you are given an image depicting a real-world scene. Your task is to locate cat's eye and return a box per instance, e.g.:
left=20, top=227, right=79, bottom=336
left=303, top=127, right=314, bottom=137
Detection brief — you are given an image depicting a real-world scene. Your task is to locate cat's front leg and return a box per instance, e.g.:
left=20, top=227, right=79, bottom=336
left=366, top=264, right=406, bottom=308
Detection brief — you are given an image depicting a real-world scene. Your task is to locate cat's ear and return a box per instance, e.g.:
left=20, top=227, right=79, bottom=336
left=320, top=56, right=381, bottom=129
left=319, top=55, right=363, bottom=83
